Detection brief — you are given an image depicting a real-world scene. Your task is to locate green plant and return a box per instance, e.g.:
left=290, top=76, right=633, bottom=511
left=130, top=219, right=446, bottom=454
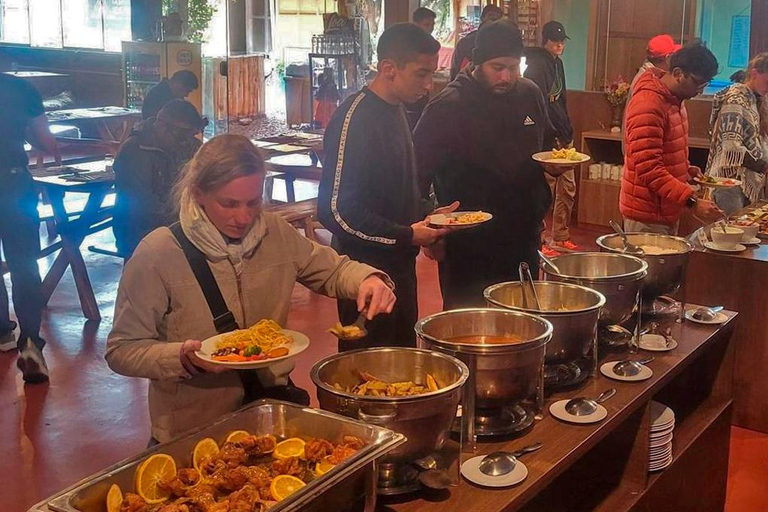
left=187, top=0, right=217, bottom=43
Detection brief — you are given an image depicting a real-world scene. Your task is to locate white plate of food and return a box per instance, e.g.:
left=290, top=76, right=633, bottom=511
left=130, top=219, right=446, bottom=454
left=428, top=211, right=493, bottom=229
left=196, top=319, right=309, bottom=369
left=533, top=148, right=591, bottom=166
left=694, top=176, right=742, bottom=188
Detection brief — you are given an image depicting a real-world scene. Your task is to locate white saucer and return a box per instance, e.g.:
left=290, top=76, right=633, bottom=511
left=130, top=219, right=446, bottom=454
left=742, top=237, right=762, bottom=245
left=650, top=424, right=675, bottom=436
left=600, top=361, right=653, bottom=382
left=461, top=455, right=528, bottom=487
left=650, top=401, right=675, bottom=427
left=650, top=433, right=674, bottom=447
left=649, top=454, right=673, bottom=471
left=704, top=241, right=746, bottom=252
left=638, top=334, right=678, bottom=352
left=549, top=400, right=608, bottom=424
left=649, top=445, right=673, bottom=458
left=685, top=309, right=728, bottom=325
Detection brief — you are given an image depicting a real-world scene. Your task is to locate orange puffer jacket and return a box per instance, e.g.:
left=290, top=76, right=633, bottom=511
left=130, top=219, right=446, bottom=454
left=621, top=69, right=695, bottom=226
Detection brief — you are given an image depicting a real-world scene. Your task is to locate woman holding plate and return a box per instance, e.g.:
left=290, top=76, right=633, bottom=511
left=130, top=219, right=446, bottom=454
left=106, top=134, right=395, bottom=443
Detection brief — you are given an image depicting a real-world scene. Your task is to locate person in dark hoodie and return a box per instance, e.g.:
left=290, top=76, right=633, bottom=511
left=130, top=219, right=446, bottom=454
left=318, top=23, right=451, bottom=350
left=113, top=99, right=204, bottom=258
left=450, top=4, right=503, bottom=81
left=414, top=20, right=555, bottom=309
left=524, top=20, right=578, bottom=255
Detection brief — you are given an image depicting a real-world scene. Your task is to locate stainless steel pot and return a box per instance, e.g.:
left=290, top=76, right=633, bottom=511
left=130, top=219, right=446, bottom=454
left=484, top=281, right=605, bottom=365
left=415, top=308, right=552, bottom=443
left=541, top=252, right=648, bottom=327
left=311, top=348, right=468, bottom=467
left=596, top=233, right=693, bottom=301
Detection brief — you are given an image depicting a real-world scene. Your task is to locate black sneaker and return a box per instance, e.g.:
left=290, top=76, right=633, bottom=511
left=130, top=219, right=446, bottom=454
left=17, top=337, right=49, bottom=384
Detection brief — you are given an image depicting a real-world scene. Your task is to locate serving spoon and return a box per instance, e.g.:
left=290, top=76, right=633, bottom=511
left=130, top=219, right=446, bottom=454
left=609, top=220, right=644, bottom=255
left=537, top=250, right=562, bottom=274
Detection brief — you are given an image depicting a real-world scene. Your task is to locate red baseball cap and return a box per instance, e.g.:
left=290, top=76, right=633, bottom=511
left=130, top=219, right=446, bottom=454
left=647, top=35, right=682, bottom=59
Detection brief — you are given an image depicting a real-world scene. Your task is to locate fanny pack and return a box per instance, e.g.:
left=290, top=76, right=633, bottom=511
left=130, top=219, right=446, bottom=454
left=169, top=222, right=309, bottom=406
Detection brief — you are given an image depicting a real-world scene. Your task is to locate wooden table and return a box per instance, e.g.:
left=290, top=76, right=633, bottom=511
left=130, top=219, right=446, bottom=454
left=33, top=162, right=115, bottom=321
left=387, top=313, right=736, bottom=512
left=686, top=235, right=768, bottom=433
left=46, top=106, right=141, bottom=147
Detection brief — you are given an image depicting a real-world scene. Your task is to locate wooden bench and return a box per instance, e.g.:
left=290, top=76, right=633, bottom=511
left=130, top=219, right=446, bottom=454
left=265, top=198, right=320, bottom=242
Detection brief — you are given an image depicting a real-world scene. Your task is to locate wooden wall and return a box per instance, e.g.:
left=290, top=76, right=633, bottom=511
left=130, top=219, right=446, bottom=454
left=752, top=0, right=768, bottom=55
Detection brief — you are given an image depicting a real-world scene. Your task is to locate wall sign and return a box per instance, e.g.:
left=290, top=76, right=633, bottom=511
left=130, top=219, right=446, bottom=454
left=177, top=50, right=193, bottom=66
left=729, top=16, right=750, bottom=69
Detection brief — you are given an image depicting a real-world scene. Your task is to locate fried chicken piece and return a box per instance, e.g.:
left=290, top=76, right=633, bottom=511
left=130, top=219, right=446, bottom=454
left=341, top=436, right=365, bottom=450
left=121, top=493, right=150, bottom=512
left=327, top=445, right=357, bottom=465
left=157, top=502, right=191, bottom=512
left=190, top=493, right=229, bottom=512
left=159, top=468, right=201, bottom=497
left=186, top=483, right=220, bottom=500
left=272, top=456, right=305, bottom=477
left=216, top=443, right=249, bottom=467
left=236, top=435, right=277, bottom=456
left=211, top=465, right=272, bottom=493
left=304, top=439, right=334, bottom=462
left=227, top=485, right=263, bottom=512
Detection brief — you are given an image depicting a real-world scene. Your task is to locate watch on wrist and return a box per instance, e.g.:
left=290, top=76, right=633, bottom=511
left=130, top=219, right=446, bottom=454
left=686, top=196, right=698, bottom=208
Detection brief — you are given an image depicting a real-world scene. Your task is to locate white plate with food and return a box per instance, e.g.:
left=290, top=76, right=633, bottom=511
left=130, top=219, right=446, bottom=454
left=428, top=211, right=493, bottom=229
left=694, top=176, right=742, bottom=188
left=533, top=148, right=591, bottom=166
left=684, top=309, right=728, bottom=325
left=196, top=319, right=309, bottom=369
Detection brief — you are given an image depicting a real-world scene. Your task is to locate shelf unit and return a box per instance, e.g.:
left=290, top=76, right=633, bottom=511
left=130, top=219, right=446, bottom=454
left=577, top=129, right=711, bottom=227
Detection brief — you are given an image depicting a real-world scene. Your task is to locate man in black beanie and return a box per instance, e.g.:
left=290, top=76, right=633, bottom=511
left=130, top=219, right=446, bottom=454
left=414, top=20, right=555, bottom=309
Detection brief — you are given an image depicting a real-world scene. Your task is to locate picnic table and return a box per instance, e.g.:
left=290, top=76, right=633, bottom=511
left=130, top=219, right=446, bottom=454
left=254, top=131, right=324, bottom=203
left=32, top=161, right=115, bottom=321
left=46, top=106, right=141, bottom=147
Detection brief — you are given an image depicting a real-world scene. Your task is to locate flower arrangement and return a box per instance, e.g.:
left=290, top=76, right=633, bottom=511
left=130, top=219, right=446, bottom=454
left=604, top=78, right=631, bottom=107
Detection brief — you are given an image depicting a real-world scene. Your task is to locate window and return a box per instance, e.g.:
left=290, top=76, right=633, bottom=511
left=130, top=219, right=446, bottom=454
left=0, top=0, right=130, bottom=51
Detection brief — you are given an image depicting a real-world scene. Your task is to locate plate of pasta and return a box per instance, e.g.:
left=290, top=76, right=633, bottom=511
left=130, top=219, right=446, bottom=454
left=196, top=319, right=310, bottom=369
left=428, top=211, right=493, bottom=229
left=533, top=148, right=591, bottom=166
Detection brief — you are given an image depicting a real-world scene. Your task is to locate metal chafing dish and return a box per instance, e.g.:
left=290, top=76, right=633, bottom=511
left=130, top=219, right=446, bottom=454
left=596, top=233, right=693, bottom=319
left=415, top=308, right=552, bottom=447
left=484, top=281, right=606, bottom=390
left=29, top=400, right=405, bottom=512
left=311, top=348, right=468, bottom=495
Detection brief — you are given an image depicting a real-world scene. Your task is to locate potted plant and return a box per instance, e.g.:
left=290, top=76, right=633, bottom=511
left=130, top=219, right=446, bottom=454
left=604, top=77, right=630, bottom=132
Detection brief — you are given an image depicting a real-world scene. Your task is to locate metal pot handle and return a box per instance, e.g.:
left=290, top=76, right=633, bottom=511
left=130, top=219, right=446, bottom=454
left=358, top=406, right=397, bottom=425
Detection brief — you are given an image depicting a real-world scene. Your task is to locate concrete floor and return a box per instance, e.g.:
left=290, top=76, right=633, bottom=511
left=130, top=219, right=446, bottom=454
left=2, top=209, right=767, bottom=511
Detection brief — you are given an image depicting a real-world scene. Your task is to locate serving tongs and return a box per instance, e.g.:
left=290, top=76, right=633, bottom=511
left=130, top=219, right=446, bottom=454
left=518, top=262, right=542, bottom=311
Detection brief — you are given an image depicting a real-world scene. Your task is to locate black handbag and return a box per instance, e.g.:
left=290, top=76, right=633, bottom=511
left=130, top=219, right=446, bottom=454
left=169, top=223, right=309, bottom=406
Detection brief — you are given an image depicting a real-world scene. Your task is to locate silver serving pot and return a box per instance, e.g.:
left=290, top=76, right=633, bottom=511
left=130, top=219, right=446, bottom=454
left=415, top=309, right=552, bottom=424
left=311, top=348, right=468, bottom=466
left=596, top=233, right=693, bottom=301
left=541, top=252, right=648, bottom=327
left=484, top=281, right=605, bottom=365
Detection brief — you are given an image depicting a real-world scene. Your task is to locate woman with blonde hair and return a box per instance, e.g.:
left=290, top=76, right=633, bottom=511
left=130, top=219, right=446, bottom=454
left=106, top=134, right=395, bottom=443
left=706, top=53, right=768, bottom=215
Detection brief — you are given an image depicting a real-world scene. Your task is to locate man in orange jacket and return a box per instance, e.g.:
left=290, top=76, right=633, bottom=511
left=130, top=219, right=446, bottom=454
left=621, top=41, right=723, bottom=234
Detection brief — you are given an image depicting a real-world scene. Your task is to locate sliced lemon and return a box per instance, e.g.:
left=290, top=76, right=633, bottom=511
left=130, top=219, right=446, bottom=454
left=270, top=474, right=306, bottom=501
left=135, top=453, right=176, bottom=504
left=314, top=455, right=336, bottom=476
left=106, top=483, right=123, bottom=512
left=273, top=437, right=306, bottom=460
left=225, top=430, right=251, bottom=444
left=193, top=438, right=220, bottom=472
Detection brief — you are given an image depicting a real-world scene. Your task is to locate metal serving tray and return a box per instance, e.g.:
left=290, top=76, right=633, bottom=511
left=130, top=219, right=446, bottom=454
left=29, top=399, right=406, bottom=512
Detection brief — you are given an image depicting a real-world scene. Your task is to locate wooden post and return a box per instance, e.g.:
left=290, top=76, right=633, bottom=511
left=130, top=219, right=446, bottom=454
left=751, top=0, right=768, bottom=56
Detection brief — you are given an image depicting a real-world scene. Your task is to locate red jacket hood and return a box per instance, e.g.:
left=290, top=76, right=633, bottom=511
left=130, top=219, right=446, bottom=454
left=632, top=68, right=680, bottom=107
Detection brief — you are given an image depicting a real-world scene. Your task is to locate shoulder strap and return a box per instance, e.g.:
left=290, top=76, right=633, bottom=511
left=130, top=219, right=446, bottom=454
left=169, top=223, right=240, bottom=334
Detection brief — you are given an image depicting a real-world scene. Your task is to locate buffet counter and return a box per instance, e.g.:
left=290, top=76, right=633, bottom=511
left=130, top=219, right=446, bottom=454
left=686, top=241, right=768, bottom=433
left=387, top=312, right=736, bottom=512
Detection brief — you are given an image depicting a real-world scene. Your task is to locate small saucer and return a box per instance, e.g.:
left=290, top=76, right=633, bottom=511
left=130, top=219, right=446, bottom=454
left=461, top=455, right=528, bottom=487
left=600, top=361, right=653, bottom=382
left=704, top=241, right=746, bottom=252
left=742, top=237, right=761, bottom=245
left=549, top=400, right=608, bottom=424
left=685, top=309, right=728, bottom=325
left=638, top=334, right=678, bottom=352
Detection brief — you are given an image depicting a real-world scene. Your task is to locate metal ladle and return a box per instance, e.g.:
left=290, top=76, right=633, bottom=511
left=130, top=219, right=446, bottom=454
left=565, top=388, right=617, bottom=416
left=692, top=305, right=723, bottom=322
left=537, top=250, right=562, bottom=274
left=479, top=442, right=543, bottom=477
left=609, top=220, right=645, bottom=255
left=612, top=356, right=655, bottom=377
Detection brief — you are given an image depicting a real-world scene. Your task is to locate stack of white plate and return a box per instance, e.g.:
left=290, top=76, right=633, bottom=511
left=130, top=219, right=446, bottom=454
left=649, top=401, right=675, bottom=472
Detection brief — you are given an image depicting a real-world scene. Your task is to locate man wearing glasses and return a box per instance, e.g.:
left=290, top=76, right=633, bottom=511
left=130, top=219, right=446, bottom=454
left=621, top=41, right=723, bottom=235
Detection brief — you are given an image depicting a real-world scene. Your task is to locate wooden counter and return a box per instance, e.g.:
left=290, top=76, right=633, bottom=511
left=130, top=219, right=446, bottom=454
left=686, top=242, right=768, bottom=433
left=384, top=313, right=736, bottom=512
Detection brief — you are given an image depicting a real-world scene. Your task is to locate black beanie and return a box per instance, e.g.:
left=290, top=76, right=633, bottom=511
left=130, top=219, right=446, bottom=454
left=472, top=20, right=524, bottom=64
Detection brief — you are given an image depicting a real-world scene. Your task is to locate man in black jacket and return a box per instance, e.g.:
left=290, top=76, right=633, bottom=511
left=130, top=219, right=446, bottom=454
left=450, top=4, right=503, bottom=81
left=142, top=70, right=199, bottom=120
left=415, top=20, right=554, bottom=309
left=114, top=99, right=203, bottom=258
left=318, top=23, right=450, bottom=350
left=524, top=20, right=578, bottom=254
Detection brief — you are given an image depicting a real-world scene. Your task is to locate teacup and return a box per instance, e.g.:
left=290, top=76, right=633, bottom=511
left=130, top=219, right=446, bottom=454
left=711, top=226, right=745, bottom=248
left=735, top=223, right=759, bottom=242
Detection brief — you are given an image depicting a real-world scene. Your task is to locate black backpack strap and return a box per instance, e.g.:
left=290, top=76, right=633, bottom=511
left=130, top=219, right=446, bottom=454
left=169, top=223, right=240, bottom=334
